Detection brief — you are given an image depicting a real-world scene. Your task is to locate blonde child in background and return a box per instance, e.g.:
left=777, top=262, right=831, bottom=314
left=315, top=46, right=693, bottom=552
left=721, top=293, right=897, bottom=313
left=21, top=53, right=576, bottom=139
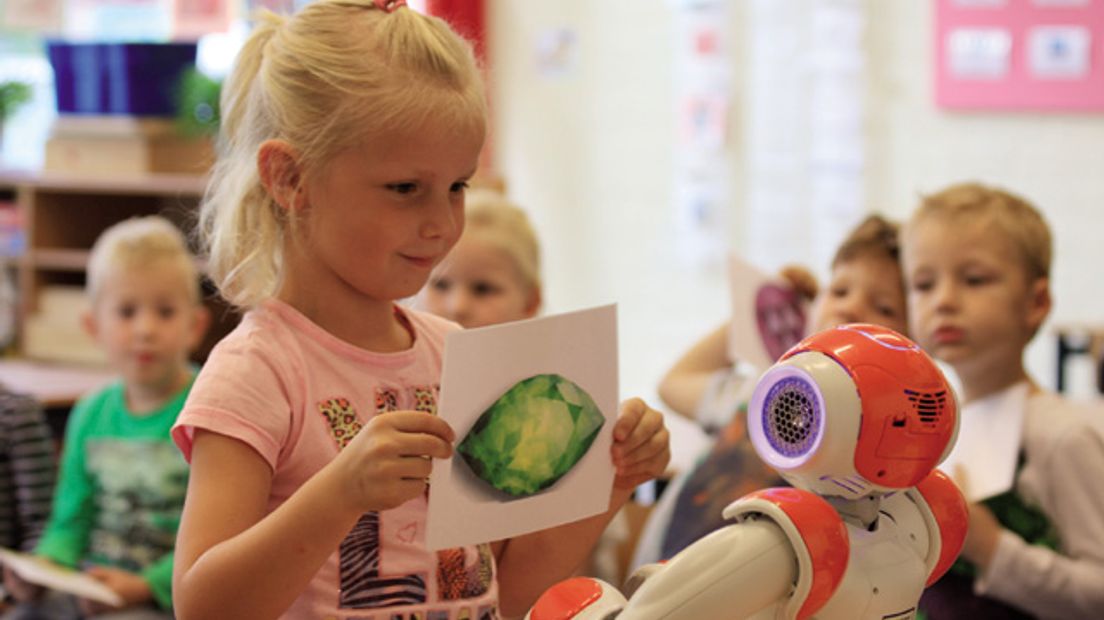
left=2, top=216, right=210, bottom=619
left=169, top=2, right=670, bottom=619
left=418, top=188, right=541, bottom=328
left=632, top=214, right=908, bottom=568
left=904, top=183, right=1104, bottom=620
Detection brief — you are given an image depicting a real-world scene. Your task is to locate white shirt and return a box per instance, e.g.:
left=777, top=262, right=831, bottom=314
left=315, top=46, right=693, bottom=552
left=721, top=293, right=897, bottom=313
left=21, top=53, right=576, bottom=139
left=976, top=389, right=1104, bottom=619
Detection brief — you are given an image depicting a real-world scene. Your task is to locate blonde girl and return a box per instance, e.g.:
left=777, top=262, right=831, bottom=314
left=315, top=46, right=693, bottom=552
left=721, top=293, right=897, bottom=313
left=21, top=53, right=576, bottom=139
left=170, top=2, right=670, bottom=619
left=419, top=188, right=542, bottom=328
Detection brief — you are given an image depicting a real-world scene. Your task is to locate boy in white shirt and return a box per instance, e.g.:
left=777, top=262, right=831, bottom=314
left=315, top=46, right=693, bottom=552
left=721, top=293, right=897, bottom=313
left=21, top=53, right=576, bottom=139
left=904, top=182, right=1104, bottom=620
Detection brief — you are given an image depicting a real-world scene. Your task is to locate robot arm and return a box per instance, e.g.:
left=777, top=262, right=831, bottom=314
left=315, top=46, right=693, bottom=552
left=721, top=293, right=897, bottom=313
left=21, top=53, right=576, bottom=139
left=528, top=488, right=849, bottom=620
left=526, top=518, right=794, bottom=620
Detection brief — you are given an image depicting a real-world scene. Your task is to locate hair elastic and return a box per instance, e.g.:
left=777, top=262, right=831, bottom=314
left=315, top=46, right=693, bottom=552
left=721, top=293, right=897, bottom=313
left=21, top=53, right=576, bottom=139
left=374, top=0, right=406, bottom=12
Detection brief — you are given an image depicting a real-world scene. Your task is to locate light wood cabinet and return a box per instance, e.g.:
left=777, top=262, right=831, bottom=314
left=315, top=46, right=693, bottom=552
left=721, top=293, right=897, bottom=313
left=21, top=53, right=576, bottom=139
left=0, top=168, right=236, bottom=366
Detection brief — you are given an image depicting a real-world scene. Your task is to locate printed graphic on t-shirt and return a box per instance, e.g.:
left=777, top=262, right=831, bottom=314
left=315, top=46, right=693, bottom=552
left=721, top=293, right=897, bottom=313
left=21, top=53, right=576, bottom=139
left=321, top=386, right=496, bottom=617
left=376, top=389, right=400, bottom=415
left=340, top=512, right=428, bottom=608
left=342, top=604, right=500, bottom=620
left=84, top=439, right=188, bottom=571
left=436, top=545, right=493, bottom=600
left=319, top=398, right=363, bottom=449
left=412, top=387, right=439, bottom=415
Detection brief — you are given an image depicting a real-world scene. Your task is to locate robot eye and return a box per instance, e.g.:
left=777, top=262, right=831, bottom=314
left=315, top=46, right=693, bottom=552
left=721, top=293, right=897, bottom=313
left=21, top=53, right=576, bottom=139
left=762, top=376, right=822, bottom=458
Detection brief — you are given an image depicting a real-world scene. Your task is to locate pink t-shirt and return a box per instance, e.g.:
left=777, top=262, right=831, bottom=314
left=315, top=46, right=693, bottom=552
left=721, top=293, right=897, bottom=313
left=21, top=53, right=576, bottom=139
left=173, top=300, right=499, bottom=620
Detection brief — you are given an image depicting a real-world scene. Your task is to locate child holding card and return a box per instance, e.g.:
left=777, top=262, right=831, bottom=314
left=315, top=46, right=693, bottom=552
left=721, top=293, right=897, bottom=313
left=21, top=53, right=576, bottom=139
left=170, top=3, right=670, bottom=618
left=634, top=214, right=907, bottom=568
left=904, top=183, right=1104, bottom=619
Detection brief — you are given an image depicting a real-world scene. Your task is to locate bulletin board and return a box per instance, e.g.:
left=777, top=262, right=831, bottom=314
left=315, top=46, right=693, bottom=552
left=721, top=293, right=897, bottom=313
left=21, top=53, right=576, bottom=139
left=934, top=0, right=1104, bottom=111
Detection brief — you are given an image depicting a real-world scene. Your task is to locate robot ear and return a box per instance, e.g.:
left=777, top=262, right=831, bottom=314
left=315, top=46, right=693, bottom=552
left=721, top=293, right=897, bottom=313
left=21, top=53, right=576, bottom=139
left=749, top=363, right=825, bottom=467
left=748, top=351, right=866, bottom=495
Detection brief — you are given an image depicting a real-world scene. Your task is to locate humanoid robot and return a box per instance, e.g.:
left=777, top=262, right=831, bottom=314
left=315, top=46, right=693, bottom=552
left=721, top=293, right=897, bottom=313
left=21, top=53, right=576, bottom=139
left=528, top=324, right=968, bottom=620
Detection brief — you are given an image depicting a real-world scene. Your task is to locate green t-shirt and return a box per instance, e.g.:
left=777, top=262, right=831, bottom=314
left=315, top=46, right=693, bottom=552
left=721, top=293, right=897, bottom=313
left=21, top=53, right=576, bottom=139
left=35, top=374, right=194, bottom=610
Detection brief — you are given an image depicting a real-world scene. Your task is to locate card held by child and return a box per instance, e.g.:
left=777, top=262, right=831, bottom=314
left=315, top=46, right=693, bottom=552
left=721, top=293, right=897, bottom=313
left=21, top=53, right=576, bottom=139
left=426, top=304, right=618, bottom=551
left=939, top=382, right=1028, bottom=503
left=727, top=254, right=807, bottom=371
left=0, top=547, right=124, bottom=607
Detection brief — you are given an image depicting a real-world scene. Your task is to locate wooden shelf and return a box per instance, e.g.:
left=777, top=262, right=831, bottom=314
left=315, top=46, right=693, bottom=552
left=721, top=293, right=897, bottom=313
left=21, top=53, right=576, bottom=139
left=0, top=168, right=208, bottom=197
left=27, top=248, right=90, bottom=272
left=0, top=167, right=236, bottom=371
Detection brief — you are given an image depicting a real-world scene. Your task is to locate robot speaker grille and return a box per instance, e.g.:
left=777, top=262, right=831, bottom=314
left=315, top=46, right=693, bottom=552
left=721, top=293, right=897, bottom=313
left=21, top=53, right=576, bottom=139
left=763, top=376, right=821, bottom=457
left=905, top=389, right=948, bottom=428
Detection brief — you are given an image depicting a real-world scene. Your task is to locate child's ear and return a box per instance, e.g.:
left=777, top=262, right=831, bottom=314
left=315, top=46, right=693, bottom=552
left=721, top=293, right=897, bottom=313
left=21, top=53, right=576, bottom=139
left=189, top=304, right=213, bottom=351
left=1026, top=277, right=1052, bottom=334
left=257, top=139, right=306, bottom=212
left=523, top=286, right=542, bottom=319
left=81, top=309, right=99, bottom=341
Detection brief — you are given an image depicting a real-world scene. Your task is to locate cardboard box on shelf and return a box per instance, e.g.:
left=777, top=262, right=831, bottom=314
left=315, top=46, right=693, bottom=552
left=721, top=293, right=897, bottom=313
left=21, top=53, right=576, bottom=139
left=22, top=285, right=106, bottom=366
left=44, top=115, right=213, bottom=175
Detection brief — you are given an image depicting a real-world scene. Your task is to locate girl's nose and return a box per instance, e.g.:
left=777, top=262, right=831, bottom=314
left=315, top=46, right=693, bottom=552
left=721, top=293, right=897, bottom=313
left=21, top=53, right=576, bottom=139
left=423, top=195, right=462, bottom=239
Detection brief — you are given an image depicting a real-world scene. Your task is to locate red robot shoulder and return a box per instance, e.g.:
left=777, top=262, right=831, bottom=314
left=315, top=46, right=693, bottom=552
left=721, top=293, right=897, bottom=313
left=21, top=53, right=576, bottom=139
left=912, top=469, right=969, bottom=585
left=726, top=487, right=849, bottom=620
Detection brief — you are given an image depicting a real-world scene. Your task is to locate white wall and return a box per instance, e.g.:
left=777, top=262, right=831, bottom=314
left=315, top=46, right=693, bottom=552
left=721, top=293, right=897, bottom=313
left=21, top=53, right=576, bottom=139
left=488, top=1, right=1104, bottom=454
left=488, top=1, right=735, bottom=423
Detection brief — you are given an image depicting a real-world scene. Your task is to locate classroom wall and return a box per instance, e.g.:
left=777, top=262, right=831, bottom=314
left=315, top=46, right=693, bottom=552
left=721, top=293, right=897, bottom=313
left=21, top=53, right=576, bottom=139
left=489, top=1, right=1103, bottom=436
left=488, top=1, right=733, bottom=457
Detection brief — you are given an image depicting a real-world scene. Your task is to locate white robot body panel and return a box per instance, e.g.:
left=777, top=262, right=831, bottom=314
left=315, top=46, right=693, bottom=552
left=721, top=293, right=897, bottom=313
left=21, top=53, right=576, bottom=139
left=618, top=518, right=795, bottom=620
left=813, top=508, right=929, bottom=619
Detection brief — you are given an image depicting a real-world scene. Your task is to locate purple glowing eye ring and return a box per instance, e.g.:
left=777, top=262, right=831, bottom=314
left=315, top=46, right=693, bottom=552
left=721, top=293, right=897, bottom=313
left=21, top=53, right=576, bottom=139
left=748, top=362, right=826, bottom=470
left=762, top=376, right=822, bottom=457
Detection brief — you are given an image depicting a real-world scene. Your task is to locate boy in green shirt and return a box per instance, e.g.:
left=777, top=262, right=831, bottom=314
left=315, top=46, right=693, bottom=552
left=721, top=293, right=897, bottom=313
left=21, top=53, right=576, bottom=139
left=2, top=216, right=209, bottom=619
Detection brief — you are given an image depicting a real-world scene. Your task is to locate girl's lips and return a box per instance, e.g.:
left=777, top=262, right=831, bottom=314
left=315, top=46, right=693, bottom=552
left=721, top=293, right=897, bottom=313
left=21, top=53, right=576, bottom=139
left=403, top=254, right=436, bottom=268
left=932, top=326, right=965, bottom=344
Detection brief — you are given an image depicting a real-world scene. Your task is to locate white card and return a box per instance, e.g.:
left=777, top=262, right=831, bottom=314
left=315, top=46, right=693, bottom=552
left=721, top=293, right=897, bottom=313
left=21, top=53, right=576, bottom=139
left=728, top=255, right=807, bottom=371
left=939, top=382, right=1028, bottom=502
left=0, top=548, right=124, bottom=607
left=426, top=305, right=618, bottom=550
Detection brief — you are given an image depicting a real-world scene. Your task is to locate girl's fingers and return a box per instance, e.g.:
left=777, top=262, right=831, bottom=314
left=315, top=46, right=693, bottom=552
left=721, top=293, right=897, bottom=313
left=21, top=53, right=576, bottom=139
left=622, top=428, right=670, bottom=465
left=394, top=433, right=454, bottom=460
left=376, top=410, right=456, bottom=443
left=614, top=410, right=667, bottom=460
left=613, top=398, right=647, bottom=442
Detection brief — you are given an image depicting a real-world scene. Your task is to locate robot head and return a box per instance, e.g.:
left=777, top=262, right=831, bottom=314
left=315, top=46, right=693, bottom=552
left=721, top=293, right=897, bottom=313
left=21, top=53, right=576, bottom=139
left=747, top=324, right=958, bottom=498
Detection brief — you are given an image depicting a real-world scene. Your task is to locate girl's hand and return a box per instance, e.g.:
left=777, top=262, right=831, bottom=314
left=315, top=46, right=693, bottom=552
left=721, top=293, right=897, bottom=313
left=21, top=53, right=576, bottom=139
left=2, top=564, right=43, bottom=603
left=78, top=566, right=150, bottom=615
left=611, top=398, right=671, bottom=490
left=334, top=410, right=455, bottom=513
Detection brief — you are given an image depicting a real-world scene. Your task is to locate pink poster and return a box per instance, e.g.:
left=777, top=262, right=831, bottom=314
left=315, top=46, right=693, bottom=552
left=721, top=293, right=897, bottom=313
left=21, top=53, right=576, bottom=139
left=934, top=0, right=1104, bottom=110
left=2, top=0, right=63, bottom=31
left=174, top=0, right=231, bottom=39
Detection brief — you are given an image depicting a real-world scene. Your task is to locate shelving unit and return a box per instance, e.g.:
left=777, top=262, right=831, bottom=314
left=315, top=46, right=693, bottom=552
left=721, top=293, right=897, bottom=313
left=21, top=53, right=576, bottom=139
left=0, top=168, right=236, bottom=378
